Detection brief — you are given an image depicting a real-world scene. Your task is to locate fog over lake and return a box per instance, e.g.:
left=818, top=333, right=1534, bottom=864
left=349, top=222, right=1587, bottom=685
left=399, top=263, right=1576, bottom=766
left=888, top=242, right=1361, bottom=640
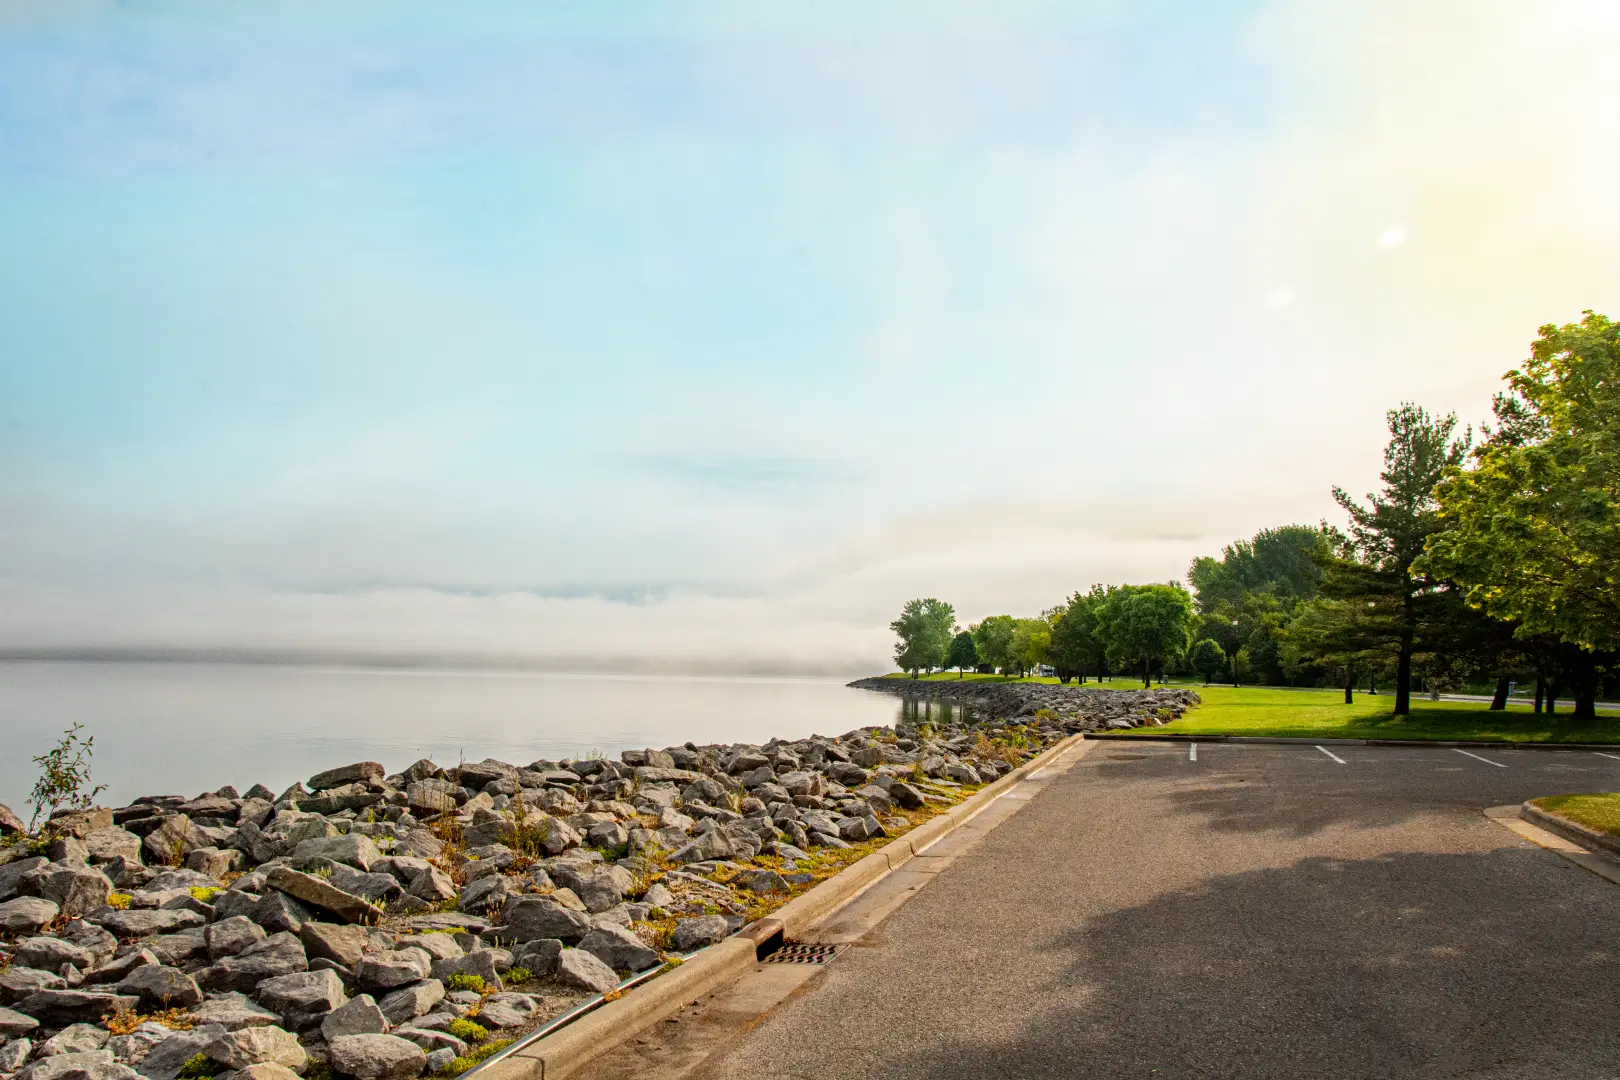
left=0, top=661, right=903, bottom=813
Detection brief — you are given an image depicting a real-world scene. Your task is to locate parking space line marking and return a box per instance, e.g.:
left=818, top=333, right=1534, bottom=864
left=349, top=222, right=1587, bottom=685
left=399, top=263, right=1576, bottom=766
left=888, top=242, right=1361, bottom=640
left=1595, top=752, right=1620, bottom=763
left=1189, top=743, right=1197, bottom=762
left=1316, top=745, right=1346, bottom=764
left=1455, top=748, right=1507, bottom=768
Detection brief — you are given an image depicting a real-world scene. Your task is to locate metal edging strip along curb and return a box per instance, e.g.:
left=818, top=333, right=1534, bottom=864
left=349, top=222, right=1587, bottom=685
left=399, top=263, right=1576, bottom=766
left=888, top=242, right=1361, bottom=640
left=1088, top=732, right=1620, bottom=751
left=477, top=730, right=1088, bottom=1080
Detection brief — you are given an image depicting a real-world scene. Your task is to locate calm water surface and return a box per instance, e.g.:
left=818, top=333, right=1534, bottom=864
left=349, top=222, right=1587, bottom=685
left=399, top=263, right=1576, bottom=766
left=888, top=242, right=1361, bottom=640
left=0, top=662, right=905, bottom=812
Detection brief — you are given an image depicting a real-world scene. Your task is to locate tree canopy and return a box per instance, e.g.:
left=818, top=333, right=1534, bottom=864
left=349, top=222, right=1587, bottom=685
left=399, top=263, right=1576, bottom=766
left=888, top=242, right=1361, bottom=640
left=890, top=598, right=957, bottom=677
left=1095, top=584, right=1197, bottom=687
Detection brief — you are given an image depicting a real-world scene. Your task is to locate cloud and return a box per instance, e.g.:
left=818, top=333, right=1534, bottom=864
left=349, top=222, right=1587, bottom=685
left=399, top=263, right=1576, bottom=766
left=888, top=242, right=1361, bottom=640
left=1376, top=225, right=1406, bottom=249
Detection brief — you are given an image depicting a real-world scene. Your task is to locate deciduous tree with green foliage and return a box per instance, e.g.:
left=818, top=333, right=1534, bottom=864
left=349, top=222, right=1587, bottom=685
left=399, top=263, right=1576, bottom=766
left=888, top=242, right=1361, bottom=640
left=972, top=615, right=1018, bottom=675
left=1191, top=638, right=1227, bottom=685
left=1421, top=312, right=1620, bottom=718
left=1011, top=618, right=1051, bottom=677
left=946, top=631, right=979, bottom=678
left=1095, top=583, right=1197, bottom=687
left=891, top=597, right=957, bottom=678
left=1048, top=586, right=1106, bottom=683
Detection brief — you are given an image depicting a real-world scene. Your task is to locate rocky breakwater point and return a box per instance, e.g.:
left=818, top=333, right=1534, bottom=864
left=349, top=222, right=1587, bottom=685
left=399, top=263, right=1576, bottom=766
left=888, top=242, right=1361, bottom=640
left=0, top=689, right=1192, bottom=1080
left=847, top=677, right=1201, bottom=730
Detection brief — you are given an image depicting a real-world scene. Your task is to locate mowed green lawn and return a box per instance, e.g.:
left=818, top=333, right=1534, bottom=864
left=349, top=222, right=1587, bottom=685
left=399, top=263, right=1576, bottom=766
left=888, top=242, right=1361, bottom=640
left=880, top=672, right=1620, bottom=743
left=1531, top=794, right=1620, bottom=837
left=1125, top=685, right=1620, bottom=743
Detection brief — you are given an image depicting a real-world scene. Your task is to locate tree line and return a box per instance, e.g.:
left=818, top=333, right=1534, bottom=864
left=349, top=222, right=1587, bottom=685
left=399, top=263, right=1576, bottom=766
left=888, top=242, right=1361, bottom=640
left=890, top=311, right=1620, bottom=719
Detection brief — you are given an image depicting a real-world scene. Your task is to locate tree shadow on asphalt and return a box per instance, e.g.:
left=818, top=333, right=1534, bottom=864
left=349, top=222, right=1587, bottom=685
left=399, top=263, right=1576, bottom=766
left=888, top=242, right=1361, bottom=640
left=898, top=848, right=1620, bottom=1079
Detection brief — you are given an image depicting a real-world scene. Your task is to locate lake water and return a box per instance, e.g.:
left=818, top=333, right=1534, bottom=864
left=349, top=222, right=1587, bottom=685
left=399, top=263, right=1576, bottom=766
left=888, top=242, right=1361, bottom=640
left=0, top=661, right=907, bottom=814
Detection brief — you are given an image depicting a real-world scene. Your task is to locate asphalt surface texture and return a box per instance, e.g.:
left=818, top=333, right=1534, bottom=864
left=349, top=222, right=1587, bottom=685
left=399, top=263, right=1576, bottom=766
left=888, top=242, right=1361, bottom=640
left=676, top=742, right=1620, bottom=1080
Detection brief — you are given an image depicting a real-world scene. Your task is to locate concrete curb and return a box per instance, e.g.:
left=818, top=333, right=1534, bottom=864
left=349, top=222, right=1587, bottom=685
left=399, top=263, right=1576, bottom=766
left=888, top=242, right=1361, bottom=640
left=482, top=731, right=1088, bottom=1080
left=1089, top=732, right=1620, bottom=751
left=1518, top=802, right=1620, bottom=860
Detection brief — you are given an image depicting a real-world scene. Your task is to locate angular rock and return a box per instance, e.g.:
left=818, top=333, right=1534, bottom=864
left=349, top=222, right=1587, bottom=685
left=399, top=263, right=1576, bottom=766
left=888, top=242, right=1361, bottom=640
left=235, top=1065, right=303, bottom=1080
left=200, top=932, right=308, bottom=994
left=134, top=1030, right=217, bottom=1080
left=117, top=966, right=203, bottom=1010
left=206, top=916, right=268, bottom=961
left=204, top=1026, right=306, bottom=1072
left=82, top=830, right=143, bottom=866
left=190, top=993, right=281, bottom=1032
left=146, top=933, right=207, bottom=968
left=250, top=891, right=314, bottom=935
left=18, top=1049, right=140, bottom=1080
left=498, top=897, right=591, bottom=944
left=355, top=951, right=430, bottom=993
left=326, top=1034, right=426, bottom=1080
left=549, top=865, right=632, bottom=914
left=671, top=916, right=730, bottom=952
left=254, top=968, right=346, bottom=1031
left=264, top=868, right=381, bottom=925
left=509, top=939, right=562, bottom=977
left=887, top=781, right=925, bottom=810
left=0, top=1004, right=41, bottom=1036
left=453, top=875, right=512, bottom=916
left=299, top=922, right=369, bottom=968
left=308, top=762, right=383, bottom=790
left=83, top=949, right=158, bottom=987
left=0, top=968, right=67, bottom=1005
left=0, top=858, right=50, bottom=903
left=289, top=835, right=382, bottom=873
left=92, top=909, right=205, bottom=939
left=0, top=896, right=59, bottom=934
left=668, top=830, right=734, bottom=866
left=405, top=866, right=455, bottom=904
left=37, top=1024, right=109, bottom=1059
left=733, top=868, right=789, bottom=894
left=426, top=950, right=501, bottom=990
left=321, top=994, right=390, bottom=1040
left=0, top=1038, right=31, bottom=1072
left=375, top=981, right=444, bottom=1027
left=11, top=990, right=138, bottom=1027
left=15, top=936, right=95, bottom=972
left=184, top=848, right=240, bottom=880
left=553, top=948, right=618, bottom=994
left=577, top=926, right=659, bottom=972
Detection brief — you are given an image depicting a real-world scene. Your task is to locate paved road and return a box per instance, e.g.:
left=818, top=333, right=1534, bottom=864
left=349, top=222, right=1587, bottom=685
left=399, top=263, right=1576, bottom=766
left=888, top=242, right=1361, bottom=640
left=648, top=742, right=1620, bottom=1079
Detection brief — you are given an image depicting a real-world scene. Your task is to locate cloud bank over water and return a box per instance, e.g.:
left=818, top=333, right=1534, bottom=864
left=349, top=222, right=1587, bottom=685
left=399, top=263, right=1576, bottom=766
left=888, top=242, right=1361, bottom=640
left=3, top=1, right=1620, bottom=672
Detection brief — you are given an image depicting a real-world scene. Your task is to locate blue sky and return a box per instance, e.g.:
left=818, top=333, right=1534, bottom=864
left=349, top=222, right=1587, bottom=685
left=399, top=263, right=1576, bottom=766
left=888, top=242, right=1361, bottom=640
left=3, top=1, right=1620, bottom=671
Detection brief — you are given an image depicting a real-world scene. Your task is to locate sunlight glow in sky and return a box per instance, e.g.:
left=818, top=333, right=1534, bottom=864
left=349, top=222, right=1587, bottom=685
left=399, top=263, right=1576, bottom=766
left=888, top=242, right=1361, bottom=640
left=4, top=0, right=1620, bottom=672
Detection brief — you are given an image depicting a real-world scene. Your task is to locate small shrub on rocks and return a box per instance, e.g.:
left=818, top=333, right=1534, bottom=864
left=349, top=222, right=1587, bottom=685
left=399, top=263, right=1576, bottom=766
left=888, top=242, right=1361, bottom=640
left=504, top=967, right=533, bottom=985
left=189, top=886, right=220, bottom=902
left=106, top=892, right=132, bottom=910
left=446, top=1018, right=488, bottom=1044
left=176, top=1053, right=222, bottom=1079
left=444, top=973, right=486, bottom=994
left=437, top=1039, right=513, bottom=1078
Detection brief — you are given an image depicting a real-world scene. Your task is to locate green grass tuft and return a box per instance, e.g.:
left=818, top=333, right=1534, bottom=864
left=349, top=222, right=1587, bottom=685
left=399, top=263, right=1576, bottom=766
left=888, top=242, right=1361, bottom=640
left=1532, top=793, right=1620, bottom=837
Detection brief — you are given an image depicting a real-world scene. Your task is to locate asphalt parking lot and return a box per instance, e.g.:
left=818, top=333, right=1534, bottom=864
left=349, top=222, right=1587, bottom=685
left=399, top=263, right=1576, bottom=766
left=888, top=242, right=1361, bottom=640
left=642, top=741, right=1620, bottom=1080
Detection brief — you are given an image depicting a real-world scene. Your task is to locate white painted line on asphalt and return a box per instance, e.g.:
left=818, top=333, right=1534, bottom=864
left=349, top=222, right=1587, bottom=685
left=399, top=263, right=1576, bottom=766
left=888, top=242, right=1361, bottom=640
left=1316, top=745, right=1346, bottom=764
left=1189, top=743, right=1197, bottom=762
left=1594, top=752, right=1620, bottom=763
left=1455, top=748, right=1507, bottom=768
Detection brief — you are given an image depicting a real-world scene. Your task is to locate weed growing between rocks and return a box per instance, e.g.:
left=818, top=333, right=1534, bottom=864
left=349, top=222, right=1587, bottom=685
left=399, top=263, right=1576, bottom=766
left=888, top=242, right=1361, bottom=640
left=436, top=1038, right=514, bottom=1077
left=26, top=722, right=107, bottom=832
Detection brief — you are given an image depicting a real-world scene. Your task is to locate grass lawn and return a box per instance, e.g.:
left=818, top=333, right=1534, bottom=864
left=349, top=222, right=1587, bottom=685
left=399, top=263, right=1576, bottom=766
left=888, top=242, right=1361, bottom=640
left=878, top=672, right=1620, bottom=743
left=1531, top=794, right=1620, bottom=837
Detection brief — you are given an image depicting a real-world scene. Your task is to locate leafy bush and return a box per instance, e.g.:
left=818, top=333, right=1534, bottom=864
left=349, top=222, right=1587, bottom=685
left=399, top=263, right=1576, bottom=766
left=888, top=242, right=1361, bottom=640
left=106, top=892, right=132, bottom=910
left=446, top=1018, right=488, bottom=1044
left=189, top=887, right=220, bottom=902
left=503, top=967, right=532, bottom=985
left=444, top=973, right=486, bottom=994
left=27, top=723, right=106, bottom=832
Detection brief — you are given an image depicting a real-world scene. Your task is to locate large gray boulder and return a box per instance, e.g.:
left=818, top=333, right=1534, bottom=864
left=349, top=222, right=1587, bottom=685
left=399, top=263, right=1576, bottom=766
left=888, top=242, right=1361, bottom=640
left=0, top=857, right=49, bottom=902
left=92, top=909, right=205, bottom=939
left=263, top=868, right=380, bottom=925
left=254, top=968, right=347, bottom=1031
left=549, top=865, right=633, bottom=914
left=12, top=990, right=139, bottom=1027
left=18, top=1049, right=141, bottom=1080
left=299, top=922, right=369, bottom=968
left=0, top=967, right=67, bottom=1005
left=288, top=835, right=382, bottom=872
left=671, top=916, right=730, bottom=952
left=308, top=763, right=383, bottom=791
left=0, top=896, right=60, bottom=934
left=83, top=829, right=143, bottom=865
left=553, top=948, right=618, bottom=994
left=116, top=966, right=203, bottom=1010
left=0, top=1004, right=40, bottom=1036
left=200, top=933, right=308, bottom=994
left=577, top=926, right=659, bottom=972
left=36, top=1022, right=109, bottom=1058
left=498, top=897, right=591, bottom=943
left=14, top=936, right=95, bottom=972
left=375, top=982, right=443, bottom=1027
left=190, top=993, right=281, bottom=1032
left=325, top=1035, right=426, bottom=1080
left=134, top=1028, right=218, bottom=1080
left=321, top=995, right=390, bottom=1040
left=355, top=950, right=431, bottom=993
left=205, top=916, right=267, bottom=961
left=203, top=1027, right=306, bottom=1072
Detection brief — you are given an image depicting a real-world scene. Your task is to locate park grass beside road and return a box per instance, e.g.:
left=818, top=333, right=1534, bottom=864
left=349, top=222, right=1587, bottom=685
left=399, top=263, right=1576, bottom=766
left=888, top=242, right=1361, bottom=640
left=1531, top=793, right=1620, bottom=837
left=876, top=672, right=1620, bottom=743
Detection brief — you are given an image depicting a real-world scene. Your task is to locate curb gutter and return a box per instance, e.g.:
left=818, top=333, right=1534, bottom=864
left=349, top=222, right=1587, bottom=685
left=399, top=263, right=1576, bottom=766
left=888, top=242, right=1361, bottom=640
left=1090, top=732, right=1620, bottom=751
left=479, top=731, right=1089, bottom=1080
left=1518, top=802, right=1620, bottom=860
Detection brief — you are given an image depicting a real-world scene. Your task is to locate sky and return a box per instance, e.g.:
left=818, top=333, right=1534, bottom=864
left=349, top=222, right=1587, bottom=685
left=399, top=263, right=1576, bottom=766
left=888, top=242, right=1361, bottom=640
left=3, top=0, right=1620, bottom=674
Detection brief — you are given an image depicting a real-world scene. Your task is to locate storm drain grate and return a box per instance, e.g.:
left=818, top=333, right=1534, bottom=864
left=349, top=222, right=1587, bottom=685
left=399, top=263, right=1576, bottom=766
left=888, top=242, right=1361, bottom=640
left=762, top=942, right=842, bottom=965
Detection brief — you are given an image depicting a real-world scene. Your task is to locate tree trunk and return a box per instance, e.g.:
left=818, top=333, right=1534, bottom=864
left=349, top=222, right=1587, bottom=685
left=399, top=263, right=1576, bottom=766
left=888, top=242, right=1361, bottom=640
left=1547, top=681, right=1560, bottom=715
left=1568, top=652, right=1599, bottom=721
left=1344, top=667, right=1355, bottom=705
left=1394, top=646, right=1412, bottom=715
left=1489, top=677, right=1510, bottom=711
left=1142, top=657, right=1151, bottom=688
left=1534, top=676, right=1544, bottom=713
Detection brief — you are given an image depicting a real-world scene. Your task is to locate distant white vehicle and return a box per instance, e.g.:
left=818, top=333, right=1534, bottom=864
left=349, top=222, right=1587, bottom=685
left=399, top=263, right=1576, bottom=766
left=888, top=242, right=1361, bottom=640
left=1038, top=665, right=1056, bottom=677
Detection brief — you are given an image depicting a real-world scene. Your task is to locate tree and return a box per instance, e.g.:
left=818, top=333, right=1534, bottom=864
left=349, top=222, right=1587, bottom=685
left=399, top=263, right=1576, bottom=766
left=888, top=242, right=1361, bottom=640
left=1191, top=639, right=1227, bottom=685
left=1048, top=586, right=1107, bottom=683
left=972, top=615, right=1018, bottom=676
left=1330, top=404, right=1471, bottom=715
left=1011, top=618, right=1051, bottom=677
left=1095, top=584, right=1198, bottom=687
left=891, top=598, right=957, bottom=678
left=946, top=631, right=978, bottom=678
left=1421, top=312, right=1620, bottom=719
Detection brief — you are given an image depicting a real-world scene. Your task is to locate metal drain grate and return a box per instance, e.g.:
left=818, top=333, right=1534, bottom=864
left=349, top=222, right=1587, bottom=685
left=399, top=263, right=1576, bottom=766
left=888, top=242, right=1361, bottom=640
left=762, top=942, right=842, bottom=965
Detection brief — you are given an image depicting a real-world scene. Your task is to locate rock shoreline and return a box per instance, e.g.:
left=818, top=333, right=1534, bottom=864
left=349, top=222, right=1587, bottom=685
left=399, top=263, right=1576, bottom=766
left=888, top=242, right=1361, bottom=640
left=845, top=676, right=1202, bottom=729
left=0, top=684, right=1195, bottom=1080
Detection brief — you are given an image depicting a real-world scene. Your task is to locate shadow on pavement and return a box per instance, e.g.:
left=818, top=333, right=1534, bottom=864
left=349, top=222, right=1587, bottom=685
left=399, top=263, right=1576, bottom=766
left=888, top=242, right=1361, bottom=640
left=898, top=847, right=1620, bottom=1079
